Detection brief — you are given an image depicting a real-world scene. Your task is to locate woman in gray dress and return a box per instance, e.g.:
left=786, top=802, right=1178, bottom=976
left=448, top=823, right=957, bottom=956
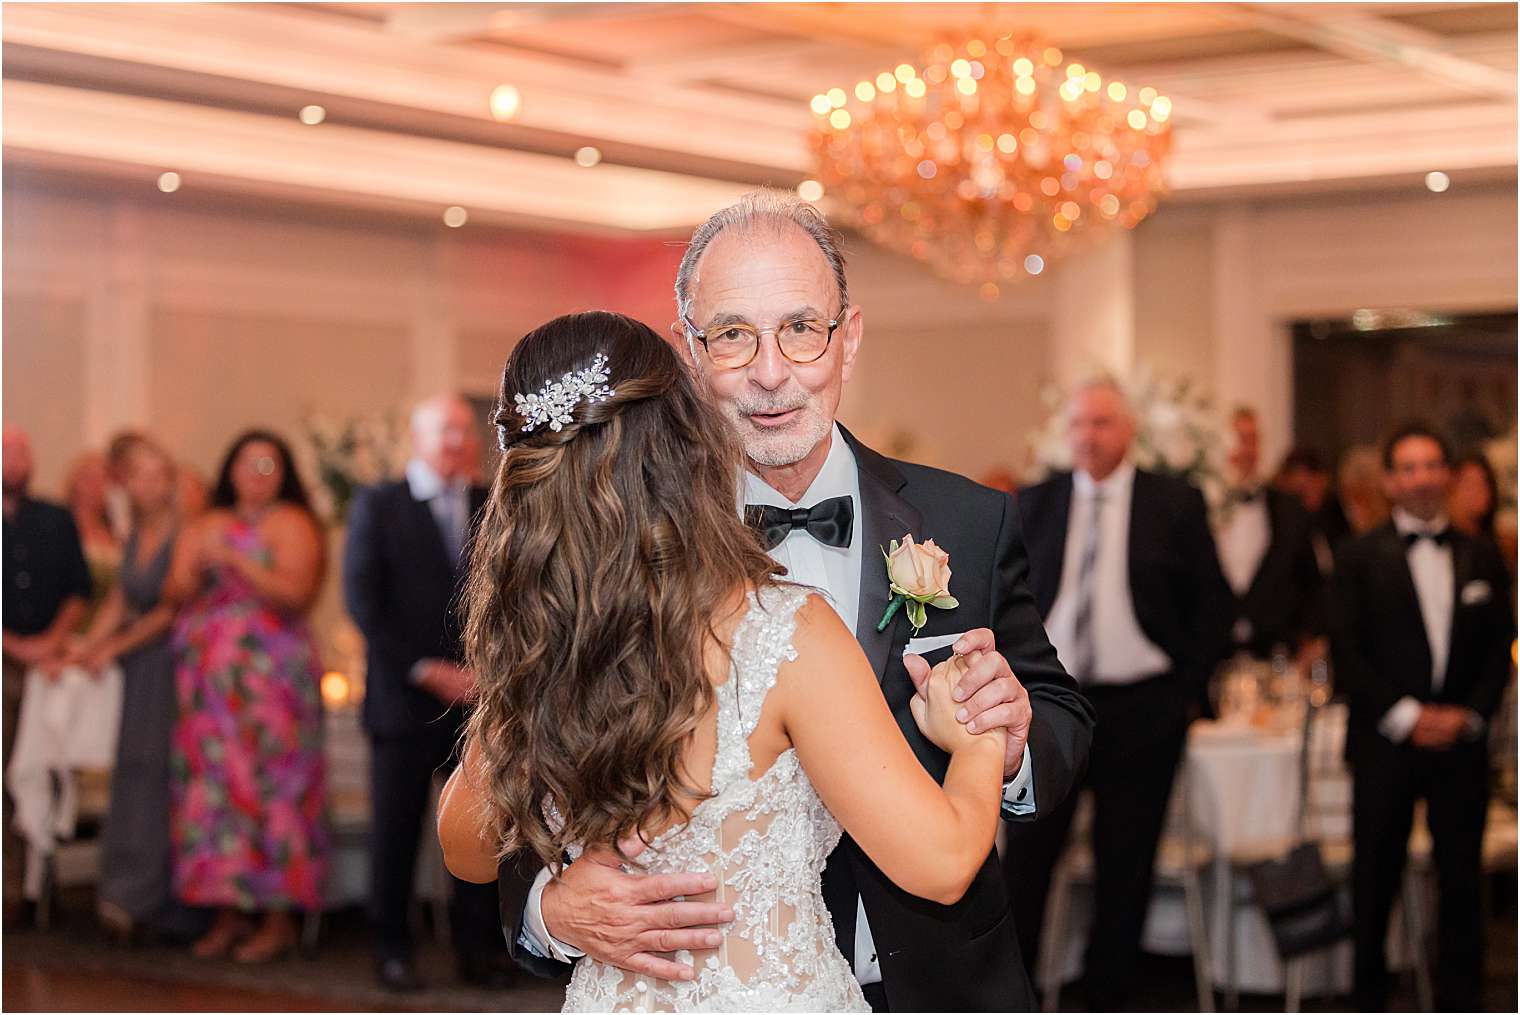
left=68, top=436, right=186, bottom=940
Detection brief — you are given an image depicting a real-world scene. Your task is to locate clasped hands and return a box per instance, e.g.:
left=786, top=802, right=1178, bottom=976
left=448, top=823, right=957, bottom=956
left=538, top=628, right=1032, bottom=980
left=1410, top=703, right=1479, bottom=750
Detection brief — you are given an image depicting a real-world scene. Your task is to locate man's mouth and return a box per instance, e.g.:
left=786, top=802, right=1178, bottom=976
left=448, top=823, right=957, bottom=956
left=747, top=408, right=801, bottom=428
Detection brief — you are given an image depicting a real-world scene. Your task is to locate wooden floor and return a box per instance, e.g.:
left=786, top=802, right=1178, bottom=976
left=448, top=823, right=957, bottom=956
left=3, top=887, right=1515, bottom=1012
left=3, top=964, right=384, bottom=1012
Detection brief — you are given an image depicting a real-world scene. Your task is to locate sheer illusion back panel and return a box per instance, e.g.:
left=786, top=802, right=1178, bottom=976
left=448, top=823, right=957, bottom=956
left=561, top=584, right=868, bottom=1012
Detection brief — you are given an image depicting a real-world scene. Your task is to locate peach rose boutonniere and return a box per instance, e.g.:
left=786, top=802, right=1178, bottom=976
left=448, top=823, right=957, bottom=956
left=877, top=534, right=959, bottom=636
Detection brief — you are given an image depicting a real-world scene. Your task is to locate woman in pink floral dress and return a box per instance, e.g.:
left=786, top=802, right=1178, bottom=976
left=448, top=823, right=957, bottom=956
left=164, top=430, right=327, bottom=963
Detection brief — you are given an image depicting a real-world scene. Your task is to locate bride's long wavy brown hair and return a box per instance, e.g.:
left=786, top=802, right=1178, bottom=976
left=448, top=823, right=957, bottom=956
left=463, top=310, right=783, bottom=869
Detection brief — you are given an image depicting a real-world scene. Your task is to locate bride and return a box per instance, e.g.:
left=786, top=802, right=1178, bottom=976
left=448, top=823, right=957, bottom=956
left=438, top=311, right=1005, bottom=1012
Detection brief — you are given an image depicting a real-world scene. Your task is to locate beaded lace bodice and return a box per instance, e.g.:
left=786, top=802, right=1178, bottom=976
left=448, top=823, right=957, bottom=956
left=561, top=584, right=868, bottom=1013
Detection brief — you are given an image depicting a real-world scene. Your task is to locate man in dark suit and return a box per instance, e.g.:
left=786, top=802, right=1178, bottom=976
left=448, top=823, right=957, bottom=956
left=1333, top=422, right=1514, bottom=1011
left=1217, top=407, right=1323, bottom=658
left=2, top=424, right=91, bottom=923
left=498, top=191, right=1094, bottom=1011
left=1006, top=377, right=1234, bottom=1008
left=343, top=395, right=509, bottom=992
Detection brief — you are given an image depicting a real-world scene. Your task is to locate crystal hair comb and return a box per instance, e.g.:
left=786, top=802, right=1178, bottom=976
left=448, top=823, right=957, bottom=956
left=512, top=352, right=616, bottom=435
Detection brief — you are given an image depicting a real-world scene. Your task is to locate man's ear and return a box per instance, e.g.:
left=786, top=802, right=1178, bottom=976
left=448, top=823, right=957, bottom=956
left=839, top=305, right=863, bottom=384
left=668, top=321, right=697, bottom=367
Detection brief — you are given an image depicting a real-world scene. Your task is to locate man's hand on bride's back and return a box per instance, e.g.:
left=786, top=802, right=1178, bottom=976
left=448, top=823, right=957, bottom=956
left=540, top=837, right=734, bottom=982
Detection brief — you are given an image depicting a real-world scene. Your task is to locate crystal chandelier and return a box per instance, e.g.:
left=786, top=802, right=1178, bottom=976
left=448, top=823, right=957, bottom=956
left=807, top=34, right=1173, bottom=298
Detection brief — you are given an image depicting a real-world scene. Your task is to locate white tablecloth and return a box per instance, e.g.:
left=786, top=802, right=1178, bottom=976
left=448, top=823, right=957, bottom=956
left=1056, top=710, right=1355, bottom=995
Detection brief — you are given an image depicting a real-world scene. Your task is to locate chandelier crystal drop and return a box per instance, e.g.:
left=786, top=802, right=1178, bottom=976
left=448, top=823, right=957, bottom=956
left=808, top=34, right=1173, bottom=293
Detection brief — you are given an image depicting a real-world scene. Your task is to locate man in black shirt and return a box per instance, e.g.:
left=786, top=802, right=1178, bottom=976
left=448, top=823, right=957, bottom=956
left=2, top=425, right=92, bottom=919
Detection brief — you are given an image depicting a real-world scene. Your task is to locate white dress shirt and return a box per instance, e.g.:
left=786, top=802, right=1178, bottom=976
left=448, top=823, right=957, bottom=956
left=1216, top=491, right=1271, bottom=598
left=1378, top=507, right=1470, bottom=743
left=1044, top=462, right=1172, bottom=684
left=405, top=458, right=469, bottom=563
left=521, top=424, right=1035, bottom=985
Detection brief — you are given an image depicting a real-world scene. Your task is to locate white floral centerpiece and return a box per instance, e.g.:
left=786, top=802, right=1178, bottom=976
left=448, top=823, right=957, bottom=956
left=295, top=410, right=410, bottom=525
left=1026, top=367, right=1230, bottom=515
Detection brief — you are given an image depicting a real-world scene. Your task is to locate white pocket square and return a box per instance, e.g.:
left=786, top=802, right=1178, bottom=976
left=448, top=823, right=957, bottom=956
left=1461, top=580, right=1492, bottom=605
left=903, top=632, right=966, bottom=658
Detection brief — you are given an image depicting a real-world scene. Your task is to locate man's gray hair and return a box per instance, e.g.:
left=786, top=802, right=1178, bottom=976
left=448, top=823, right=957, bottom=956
left=674, top=190, right=849, bottom=327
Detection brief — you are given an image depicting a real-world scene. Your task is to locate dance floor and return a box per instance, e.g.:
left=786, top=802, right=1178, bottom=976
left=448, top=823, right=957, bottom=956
left=3, top=886, right=1515, bottom=1012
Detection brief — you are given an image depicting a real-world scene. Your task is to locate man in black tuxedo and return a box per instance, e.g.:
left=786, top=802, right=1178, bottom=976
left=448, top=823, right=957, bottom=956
left=1216, top=407, right=1323, bottom=658
left=1006, top=378, right=1233, bottom=1008
left=343, top=395, right=509, bottom=991
left=1334, top=422, right=1514, bottom=1011
left=498, top=191, right=1093, bottom=1011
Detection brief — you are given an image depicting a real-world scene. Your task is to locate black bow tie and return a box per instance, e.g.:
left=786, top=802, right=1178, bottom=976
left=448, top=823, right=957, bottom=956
left=1225, top=486, right=1263, bottom=508
left=745, top=496, right=854, bottom=551
left=1403, top=528, right=1452, bottom=548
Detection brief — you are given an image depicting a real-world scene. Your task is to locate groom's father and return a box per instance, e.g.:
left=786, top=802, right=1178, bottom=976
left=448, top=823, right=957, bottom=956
left=344, top=396, right=510, bottom=992
left=499, top=192, right=1094, bottom=1011
left=1006, top=378, right=1233, bottom=1008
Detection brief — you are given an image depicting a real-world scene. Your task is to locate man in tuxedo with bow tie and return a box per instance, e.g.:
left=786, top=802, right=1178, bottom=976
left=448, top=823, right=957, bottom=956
left=497, top=191, right=1093, bottom=1011
left=1216, top=406, right=1323, bottom=659
left=1334, top=422, right=1514, bottom=1011
left=344, top=396, right=511, bottom=991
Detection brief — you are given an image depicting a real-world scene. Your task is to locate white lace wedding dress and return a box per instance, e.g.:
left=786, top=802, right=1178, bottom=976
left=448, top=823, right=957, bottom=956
left=561, top=584, right=869, bottom=1013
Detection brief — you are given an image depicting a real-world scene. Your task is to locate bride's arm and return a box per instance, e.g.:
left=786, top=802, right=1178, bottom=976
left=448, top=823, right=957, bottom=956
left=438, top=737, right=499, bottom=884
left=780, top=595, right=1006, bottom=905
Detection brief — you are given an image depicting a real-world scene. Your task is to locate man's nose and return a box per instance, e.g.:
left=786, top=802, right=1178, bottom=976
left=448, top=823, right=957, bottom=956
left=748, top=333, right=791, bottom=390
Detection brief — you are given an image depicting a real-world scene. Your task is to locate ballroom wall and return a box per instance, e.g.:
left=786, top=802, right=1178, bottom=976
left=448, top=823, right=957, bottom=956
left=3, top=178, right=1515, bottom=498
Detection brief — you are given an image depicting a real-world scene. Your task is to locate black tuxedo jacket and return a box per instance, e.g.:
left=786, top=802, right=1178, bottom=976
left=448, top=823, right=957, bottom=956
left=1235, top=488, right=1324, bottom=657
left=342, top=479, right=487, bottom=738
left=499, top=427, right=1093, bottom=1011
left=1015, top=468, right=1234, bottom=717
left=1331, top=523, right=1514, bottom=763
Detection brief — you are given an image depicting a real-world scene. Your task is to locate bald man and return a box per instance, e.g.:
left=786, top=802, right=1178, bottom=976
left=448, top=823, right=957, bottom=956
left=342, top=396, right=510, bottom=991
left=1005, top=379, right=1233, bottom=1008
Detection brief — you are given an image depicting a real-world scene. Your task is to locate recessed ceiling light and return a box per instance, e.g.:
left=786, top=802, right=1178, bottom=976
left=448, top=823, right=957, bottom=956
left=443, top=206, right=468, bottom=228
left=299, top=104, right=326, bottom=125
left=1425, top=171, right=1450, bottom=193
left=574, top=146, right=601, bottom=168
left=796, top=179, right=824, bottom=202
left=157, top=171, right=181, bottom=193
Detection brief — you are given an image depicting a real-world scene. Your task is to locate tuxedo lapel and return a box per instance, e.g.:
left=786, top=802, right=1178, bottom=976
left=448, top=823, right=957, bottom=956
left=1378, top=526, right=1434, bottom=687
left=406, top=487, right=454, bottom=575
left=841, top=428, right=923, bottom=685
left=1447, top=532, right=1476, bottom=670
left=1030, top=475, right=1073, bottom=613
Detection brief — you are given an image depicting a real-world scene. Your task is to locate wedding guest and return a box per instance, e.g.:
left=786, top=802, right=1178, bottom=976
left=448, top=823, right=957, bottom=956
left=105, top=430, right=148, bottom=541
left=1217, top=407, right=1323, bottom=658
left=164, top=430, right=327, bottom=963
left=1334, top=444, right=1390, bottom=541
left=1274, top=447, right=1336, bottom=575
left=1333, top=422, right=1514, bottom=1011
left=1006, top=377, right=1233, bottom=1008
left=63, top=450, right=124, bottom=623
left=343, top=395, right=510, bottom=992
left=68, top=437, right=195, bottom=941
left=1, top=425, right=92, bottom=922
left=175, top=466, right=210, bottom=519
left=1449, top=453, right=1501, bottom=545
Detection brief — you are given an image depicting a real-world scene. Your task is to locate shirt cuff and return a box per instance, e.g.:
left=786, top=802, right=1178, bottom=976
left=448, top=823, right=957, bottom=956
left=1379, top=696, right=1423, bottom=743
left=522, top=865, right=584, bottom=963
left=1000, top=743, right=1036, bottom=818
